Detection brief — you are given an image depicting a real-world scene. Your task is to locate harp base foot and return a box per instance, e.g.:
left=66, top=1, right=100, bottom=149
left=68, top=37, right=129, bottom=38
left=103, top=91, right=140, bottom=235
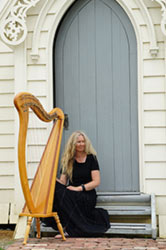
left=23, top=216, right=32, bottom=245
left=19, top=212, right=66, bottom=244
left=53, top=214, right=66, bottom=241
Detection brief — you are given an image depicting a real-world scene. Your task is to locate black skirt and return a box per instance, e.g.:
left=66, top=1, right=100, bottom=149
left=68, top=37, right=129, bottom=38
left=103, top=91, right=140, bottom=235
left=44, top=181, right=110, bottom=237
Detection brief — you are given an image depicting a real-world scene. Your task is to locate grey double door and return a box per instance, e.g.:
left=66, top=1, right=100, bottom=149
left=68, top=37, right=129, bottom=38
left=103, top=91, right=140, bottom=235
left=54, top=0, right=139, bottom=192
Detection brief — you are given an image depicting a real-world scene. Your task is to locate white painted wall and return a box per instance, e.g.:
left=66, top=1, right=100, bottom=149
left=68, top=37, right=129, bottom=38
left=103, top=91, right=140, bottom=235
left=0, top=0, right=166, bottom=237
left=0, top=37, right=15, bottom=223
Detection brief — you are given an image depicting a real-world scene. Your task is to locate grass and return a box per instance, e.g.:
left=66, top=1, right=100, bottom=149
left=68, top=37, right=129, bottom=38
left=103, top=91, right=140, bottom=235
left=0, top=240, right=14, bottom=250
left=0, top=229, right=14, bottom=250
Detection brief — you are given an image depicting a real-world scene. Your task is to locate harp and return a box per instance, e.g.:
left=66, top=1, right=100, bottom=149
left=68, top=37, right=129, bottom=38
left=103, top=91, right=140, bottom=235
left=14, top=92, right=66, bottom=244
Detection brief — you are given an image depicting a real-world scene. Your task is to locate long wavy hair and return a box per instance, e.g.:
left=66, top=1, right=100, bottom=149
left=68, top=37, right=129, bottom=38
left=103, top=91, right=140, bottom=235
left=61, top=131, right=97, bottom=181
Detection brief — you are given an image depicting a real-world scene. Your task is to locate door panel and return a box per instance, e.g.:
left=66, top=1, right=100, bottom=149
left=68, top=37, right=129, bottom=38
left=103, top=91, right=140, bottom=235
left=54, top=0, right=139, bottom=192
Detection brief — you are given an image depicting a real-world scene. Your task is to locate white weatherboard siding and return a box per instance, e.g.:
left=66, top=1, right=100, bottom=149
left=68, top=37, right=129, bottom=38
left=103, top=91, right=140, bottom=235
left=0, top=0, right=166, bottom=237
left=0, top=38, right=15, bottom=223
left=142, top=1, right=166, bottom=237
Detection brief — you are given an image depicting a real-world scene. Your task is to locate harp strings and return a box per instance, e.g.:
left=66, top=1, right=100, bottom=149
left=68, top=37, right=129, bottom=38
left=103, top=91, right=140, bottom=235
left=27, top=107, right=59, bottom=209
left=27, top=105, right=50, bottom=192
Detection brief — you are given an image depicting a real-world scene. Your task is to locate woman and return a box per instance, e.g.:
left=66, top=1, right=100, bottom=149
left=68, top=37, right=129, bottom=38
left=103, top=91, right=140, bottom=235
left=44, top=131, right=110, bottom=237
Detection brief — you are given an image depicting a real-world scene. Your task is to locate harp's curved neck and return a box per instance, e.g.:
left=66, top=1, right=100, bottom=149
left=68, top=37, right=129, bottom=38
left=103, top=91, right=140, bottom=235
left=14, top=92, right=64, bottom=213
left=14, top=92, right=62, bottom=122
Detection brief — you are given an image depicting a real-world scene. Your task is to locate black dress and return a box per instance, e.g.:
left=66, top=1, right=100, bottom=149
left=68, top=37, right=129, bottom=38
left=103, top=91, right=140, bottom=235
left=44, top=154, right=110, bottom=237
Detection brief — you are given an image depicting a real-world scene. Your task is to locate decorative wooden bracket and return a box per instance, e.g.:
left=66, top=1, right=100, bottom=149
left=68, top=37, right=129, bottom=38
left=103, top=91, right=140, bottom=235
left=0, top=0, right=40, bottom=45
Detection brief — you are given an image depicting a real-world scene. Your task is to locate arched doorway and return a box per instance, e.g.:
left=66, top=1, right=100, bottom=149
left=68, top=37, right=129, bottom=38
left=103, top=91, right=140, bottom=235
left=53, top=0, right=139, bottom=193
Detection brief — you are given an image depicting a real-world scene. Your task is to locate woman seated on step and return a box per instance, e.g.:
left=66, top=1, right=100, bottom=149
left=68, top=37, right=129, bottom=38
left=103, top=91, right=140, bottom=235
left=43, top=130, right=110, bottom=237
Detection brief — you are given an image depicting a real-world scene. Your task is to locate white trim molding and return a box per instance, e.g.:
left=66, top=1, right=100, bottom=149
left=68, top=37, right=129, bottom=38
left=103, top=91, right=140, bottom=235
left=118, top=0, right=159, bottom=56
left=0, top=0, right=166, bottom=47
left=153, top=0, right=166, bottom=36
left=30, top=0, right=53, bottom=62
left=0, top=0, right=40, bottom=46
left=137, top=0, right=159, bottom=56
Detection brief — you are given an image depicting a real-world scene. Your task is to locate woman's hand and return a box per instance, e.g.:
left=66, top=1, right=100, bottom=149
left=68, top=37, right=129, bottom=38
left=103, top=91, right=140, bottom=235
left=66, top=170, right=100, bottom=192
left=57, top=174, right=68, bottom=185
left=67, top=185, right=82, bottom=191
left=56, top=178, right=65, bottom=185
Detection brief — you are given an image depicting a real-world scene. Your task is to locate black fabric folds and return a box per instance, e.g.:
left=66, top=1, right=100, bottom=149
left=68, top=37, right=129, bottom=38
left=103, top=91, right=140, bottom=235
left=44, top=181, right=110, bottom=237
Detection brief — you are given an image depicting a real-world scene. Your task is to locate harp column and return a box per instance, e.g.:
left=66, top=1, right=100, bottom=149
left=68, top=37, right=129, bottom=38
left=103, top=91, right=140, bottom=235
left=14, top=42, right=27, bottom=214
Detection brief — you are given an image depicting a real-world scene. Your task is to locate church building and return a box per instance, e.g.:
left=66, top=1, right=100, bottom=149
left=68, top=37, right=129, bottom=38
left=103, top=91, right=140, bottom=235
left=0, top=0, right=166, bottom=238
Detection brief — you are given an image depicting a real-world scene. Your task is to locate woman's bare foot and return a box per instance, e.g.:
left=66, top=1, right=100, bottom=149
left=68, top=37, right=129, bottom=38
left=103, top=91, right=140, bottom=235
left=55, top=232, right=69, bottom=239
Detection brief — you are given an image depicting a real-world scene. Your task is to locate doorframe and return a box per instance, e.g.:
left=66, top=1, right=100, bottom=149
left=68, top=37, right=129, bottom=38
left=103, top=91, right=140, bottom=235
left=46, top=0, right=144, bottom=192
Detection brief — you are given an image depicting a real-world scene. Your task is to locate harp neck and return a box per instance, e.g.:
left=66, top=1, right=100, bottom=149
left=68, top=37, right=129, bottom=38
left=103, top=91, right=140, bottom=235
left=14, top=92, right=62, bottom=122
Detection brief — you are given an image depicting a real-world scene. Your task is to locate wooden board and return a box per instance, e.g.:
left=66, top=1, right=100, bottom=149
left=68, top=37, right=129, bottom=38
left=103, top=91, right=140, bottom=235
left=0, top=203, right=9, bottom=223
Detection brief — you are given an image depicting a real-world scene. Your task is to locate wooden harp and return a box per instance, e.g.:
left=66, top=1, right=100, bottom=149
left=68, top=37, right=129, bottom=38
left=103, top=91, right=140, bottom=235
left=14, top=92, right=66, bottom=244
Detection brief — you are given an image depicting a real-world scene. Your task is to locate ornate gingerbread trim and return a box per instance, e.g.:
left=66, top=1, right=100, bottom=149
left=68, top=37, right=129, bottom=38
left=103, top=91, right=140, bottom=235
left=0, top=0, right=40, bottom=45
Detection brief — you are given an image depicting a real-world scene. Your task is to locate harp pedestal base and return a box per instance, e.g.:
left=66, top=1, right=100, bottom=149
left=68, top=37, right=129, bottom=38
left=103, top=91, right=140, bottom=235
left=19, top=212, right=66, bottom=245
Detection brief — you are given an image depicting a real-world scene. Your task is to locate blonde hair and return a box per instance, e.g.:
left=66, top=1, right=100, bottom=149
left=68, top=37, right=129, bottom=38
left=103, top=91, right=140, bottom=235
left=61, top=131, right=97, bottom=181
